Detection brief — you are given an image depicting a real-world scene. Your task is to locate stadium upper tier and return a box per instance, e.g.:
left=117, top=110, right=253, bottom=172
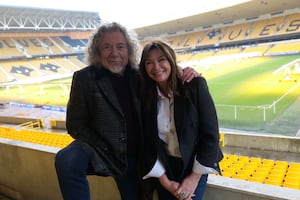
left=141, top=13, right=300, bottom=50
left=0, top=34, right=90, bottom=83
left=0, top=12, right=299, bottom=84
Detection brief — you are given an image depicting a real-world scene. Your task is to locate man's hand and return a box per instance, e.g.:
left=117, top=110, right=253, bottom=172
left=180, top=67, right=201, bottom=83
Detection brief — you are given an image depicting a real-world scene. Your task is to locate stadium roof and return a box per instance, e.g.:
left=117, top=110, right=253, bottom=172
left=0, top=5, right=101, bottom=32
left=0, top=0, right=299, bottom=38
left=135, top=0, right=300, bottom=38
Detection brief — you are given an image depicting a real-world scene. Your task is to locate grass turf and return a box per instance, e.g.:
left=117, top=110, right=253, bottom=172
left=0, top=55, right=299, bottom=135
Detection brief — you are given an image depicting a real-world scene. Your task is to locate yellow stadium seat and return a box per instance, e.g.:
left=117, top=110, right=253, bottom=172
left=264, top=178, right=283, bottom=186
left=255, top=168, right=271, bottom=177
left=269, top=169, right=286, bottom=177
left=264, top=174, right=284, bottom=186
left=286, top=170, right=300, bottom=177
left=222, top=153, right=229, bottom=159
left=284, top=176, right=300, bottom=183
left=219, top=161, right=231, bottom=170
left=238, top=155, right=250, bottom=163
left=249, top=157, right=262, bottom=164
left=243, top=164, right=257, bottom=173
left=248, top=174, right=266, bottom=183
left=231, top=172, right=249, bottom=180
left=221, top=169, right=236, bottom=178
left=275, top=160, right=288, bottom=167
left=288, top=162, right=300, bottom=170
left=272, top=164, right=288, bottom=172
left=283, top=181, right=300, bottom=190
left=227, top=154, right=239, bottom=162
left=262, top=159, right=275, bottom=166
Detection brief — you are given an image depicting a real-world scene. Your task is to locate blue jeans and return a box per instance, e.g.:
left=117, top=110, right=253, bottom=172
left=55, top=141, right=140, bottom=200
left=193, top=174, right=208, bottom=200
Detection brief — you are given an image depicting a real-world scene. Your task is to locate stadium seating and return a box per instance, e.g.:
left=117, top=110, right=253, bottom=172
left=219, top=22, right=253, bottom=44
left=266, top=41, right=300, bottom=55
left=276, top=13, right=300, bottom=35
left=218, top=153, right=300, bottom=190
left=140, top=13, right=300, bottom=53
left=0, top=126, right=73, bottom=148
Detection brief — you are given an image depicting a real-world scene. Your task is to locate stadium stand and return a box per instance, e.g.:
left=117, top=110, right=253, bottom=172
left=144, top=12, right=300, bottom=54
left=219, top=153, right=300, bottom=189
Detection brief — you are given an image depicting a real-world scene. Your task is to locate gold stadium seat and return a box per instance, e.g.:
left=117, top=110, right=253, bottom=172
left=282, top=179, right=300, bottom=190
left=248, top=174, right=266, bottom=183
left=264, top=178, right=282, bottom=186
left=264, top=174, right=284, bottom=186
left=286, top=170, right=300, bottom=177
left=245, top=162, right=259, bottom=169
left=255, top=167, right=271, bottom=176
left=249, top=157, right=262, bottom=164
left=238, top=155, right=250, bottom=163
left=227, top=154, right=239, bottom=162
left=242, top=165, right=257, bottom=175
left=219, top=160, right=231, bottom=169
left=262, top=159, right=275, bottom=165
left=230, top=162, right=245, bottom=171
left=275, top=160, right=288, bottom=166
left=231, top=172, right=249, bottom=180
left=234, top=169, right=252, bottom=180
left=269, top=169, right=286, bottom=178
left=284, top=176, right=300, bottom=184
left=221, top=168, right=236, bottom=178
left=273, top=161, right=288, bottom=172
left=289, top=162, right=300, bottom=169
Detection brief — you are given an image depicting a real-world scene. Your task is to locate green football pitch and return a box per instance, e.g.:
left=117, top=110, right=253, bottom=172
left=198, top=55, right=300, bottom=135
left=0, top=55, right=299, bottom=136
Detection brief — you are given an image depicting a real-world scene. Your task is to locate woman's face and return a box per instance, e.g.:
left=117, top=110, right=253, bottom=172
left=145, top=48, right=171, bottom=87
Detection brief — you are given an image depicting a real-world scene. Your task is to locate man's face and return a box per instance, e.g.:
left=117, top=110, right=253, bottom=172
left=99, top=31, right=129, bottom=75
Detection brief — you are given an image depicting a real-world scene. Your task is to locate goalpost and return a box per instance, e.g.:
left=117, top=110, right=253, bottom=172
left=273, top=58, right=300, bottom=82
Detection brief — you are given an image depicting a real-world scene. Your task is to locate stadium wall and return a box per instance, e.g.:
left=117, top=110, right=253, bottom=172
left=223, top=132, right=300, bottom=153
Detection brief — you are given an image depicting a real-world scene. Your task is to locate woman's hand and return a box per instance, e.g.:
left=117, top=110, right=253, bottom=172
left=158, top=173, right=180, bottom=197
left=175, top=172, right=201, bottom=200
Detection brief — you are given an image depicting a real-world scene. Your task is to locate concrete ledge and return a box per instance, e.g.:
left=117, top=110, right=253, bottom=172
left=1, top=138, right=300, bottom=200
left=205, top=175, right=300, bottom=200
left=0, top=138, right=120, bottom=200
left=223, top=132, right=300, bottom=153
